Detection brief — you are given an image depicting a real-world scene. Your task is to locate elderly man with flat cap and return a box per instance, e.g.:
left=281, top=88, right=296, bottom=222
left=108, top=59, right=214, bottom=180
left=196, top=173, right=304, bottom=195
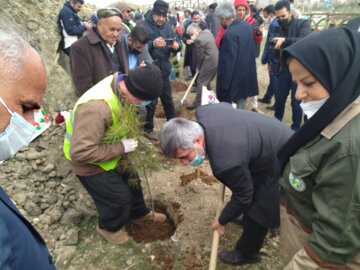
left=63, top=65, right=167, bottom=245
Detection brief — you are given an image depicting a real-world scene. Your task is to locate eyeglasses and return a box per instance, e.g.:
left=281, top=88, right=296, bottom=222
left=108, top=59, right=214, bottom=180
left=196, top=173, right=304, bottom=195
left=97, top=8, right=123, bottom=19
left=125, top=9, right=132, bottom=14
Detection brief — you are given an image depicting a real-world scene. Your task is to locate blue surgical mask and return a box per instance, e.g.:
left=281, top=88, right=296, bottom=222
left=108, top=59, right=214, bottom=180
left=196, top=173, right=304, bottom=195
left=0, top=97, right=35, bottom=161
left=189, top=146, right=205, bottom=167
left=137, top=100, right=152, bottom=109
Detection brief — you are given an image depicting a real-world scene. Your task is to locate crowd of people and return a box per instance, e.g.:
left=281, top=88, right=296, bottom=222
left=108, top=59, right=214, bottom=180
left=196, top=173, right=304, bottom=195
left=0, top=0, right=360, bottom=269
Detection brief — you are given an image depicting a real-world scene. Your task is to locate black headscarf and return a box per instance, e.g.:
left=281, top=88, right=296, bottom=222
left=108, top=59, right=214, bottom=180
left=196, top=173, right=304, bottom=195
left=278, top=27, right=360, bottom=172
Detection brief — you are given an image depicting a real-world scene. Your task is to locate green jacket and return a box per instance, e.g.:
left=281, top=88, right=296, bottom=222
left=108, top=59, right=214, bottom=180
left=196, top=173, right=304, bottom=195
left=280, top=97, right=360, bottom=266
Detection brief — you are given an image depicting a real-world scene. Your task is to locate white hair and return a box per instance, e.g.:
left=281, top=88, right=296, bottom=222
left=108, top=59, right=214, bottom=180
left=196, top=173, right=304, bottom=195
left=0, top=25, right=27, bottom=82
left=186, top=23, right=201, bottom=35
left=159, top=118, right=203, bottom=157
left=215, top=2, right=236, bottom=19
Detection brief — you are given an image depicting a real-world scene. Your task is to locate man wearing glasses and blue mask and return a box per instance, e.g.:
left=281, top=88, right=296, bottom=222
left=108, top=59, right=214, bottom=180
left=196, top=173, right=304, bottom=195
left=0, top=29, right=55, bottom=268
left=63, top=65, right=167, bottom=245
left=159, top=102, right=292, bottom=266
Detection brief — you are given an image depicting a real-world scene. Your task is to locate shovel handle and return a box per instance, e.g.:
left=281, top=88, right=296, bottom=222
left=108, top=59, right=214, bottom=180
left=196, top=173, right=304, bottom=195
left=209, top=184, right=226, bottom=270
left=181, top=71, right=199, bottom=104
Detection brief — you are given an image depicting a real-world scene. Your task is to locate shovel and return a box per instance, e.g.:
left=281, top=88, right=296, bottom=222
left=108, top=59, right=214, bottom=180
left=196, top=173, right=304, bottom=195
left=175, top=71, right=199, bottom=113
left=209, top=183, right=226, bottom=270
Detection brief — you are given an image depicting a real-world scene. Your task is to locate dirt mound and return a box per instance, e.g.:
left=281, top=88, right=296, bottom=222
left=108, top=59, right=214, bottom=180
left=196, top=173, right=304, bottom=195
left=180, top=168, right=218, bottom=186
left=171, top=80, right=188, bottom=92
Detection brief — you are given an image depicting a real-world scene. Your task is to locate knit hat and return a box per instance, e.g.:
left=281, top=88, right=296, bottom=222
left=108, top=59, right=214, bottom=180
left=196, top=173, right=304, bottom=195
left=233, top=0, right=249, bottom=9
left=153, top=0, right=169, bottom=17
left=124, top=65, right=163, bottom=100
left=209, top=3, right=217, bottom=10
left=133, top=11, right=143, bottom=21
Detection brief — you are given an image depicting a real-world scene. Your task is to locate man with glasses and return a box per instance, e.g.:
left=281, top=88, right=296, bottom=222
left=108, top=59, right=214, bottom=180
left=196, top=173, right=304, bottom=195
left=63, top=65, right=167, bottom=245
left=139, top=0, right=182, bottom=141
left=58, top=0, right=93, bottom=56
left=70, top=8, right=127, bottom=96
left=115, top=5, right=136, bottom=35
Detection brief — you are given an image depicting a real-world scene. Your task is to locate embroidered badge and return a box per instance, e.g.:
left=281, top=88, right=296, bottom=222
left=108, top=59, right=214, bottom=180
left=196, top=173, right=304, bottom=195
left=289, top=173, right=306, bottom=192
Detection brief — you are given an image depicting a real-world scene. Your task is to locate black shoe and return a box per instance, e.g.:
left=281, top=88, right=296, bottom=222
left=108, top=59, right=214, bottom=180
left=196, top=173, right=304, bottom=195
left=190, top=87, right=197, bottom=93
left=258, top=97, right=271, bottom=104
left=219, top=250, right=261, bottom=266
left=266, top=105, right=275, bottom=111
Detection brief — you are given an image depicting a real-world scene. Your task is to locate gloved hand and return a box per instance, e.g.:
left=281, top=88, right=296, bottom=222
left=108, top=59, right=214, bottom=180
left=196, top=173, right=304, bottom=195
left=121, top=139, right=138, bottom=153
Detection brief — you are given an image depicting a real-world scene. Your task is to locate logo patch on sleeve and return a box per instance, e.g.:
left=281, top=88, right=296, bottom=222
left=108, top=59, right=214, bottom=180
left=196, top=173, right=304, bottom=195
left=289, top=172, right=306, bottom=192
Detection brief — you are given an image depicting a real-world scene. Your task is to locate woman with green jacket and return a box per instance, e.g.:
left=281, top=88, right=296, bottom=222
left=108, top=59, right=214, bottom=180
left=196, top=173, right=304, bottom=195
left=278, top=27, right=360, bottom=269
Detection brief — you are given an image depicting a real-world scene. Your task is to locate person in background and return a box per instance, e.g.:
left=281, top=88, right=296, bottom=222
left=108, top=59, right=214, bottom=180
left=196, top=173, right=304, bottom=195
left=114, top=4, right=136, bottom=35
left=119, top=25, right=153, bottom=73
left=133, top=11, right=144, bottom=24
left=215, top=2, right=258, bottom=110
left=58, top=0, right=92, bottom=55
left=159, top=103, right=292, bottom=266
left=233, top=0, right=263, bottom=113
left=272, top=0, right=310, bottom=130
left=139, top=0, right=182, bottom=141
left=0, top=27, right=55, bottom=270
left=185, top=22, right=218, bottom=110
left=259, top=5, right=279, bottom=107
left=205, top=3, right=220, bottom=38
left=70, top=8, right=126, bottom=96
left=278, top=28, right=360, bottom=269
left=182, top=10, right=202, bottom=82
left=63, top=65, right=167, bottom=245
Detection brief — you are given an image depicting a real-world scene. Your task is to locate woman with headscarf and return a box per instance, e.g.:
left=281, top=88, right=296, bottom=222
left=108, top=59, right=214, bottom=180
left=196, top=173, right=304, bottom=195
left=278, top=27, right=360, bottom=269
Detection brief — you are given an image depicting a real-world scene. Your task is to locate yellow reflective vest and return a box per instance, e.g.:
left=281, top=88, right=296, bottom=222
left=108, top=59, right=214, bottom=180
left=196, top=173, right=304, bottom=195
left=63, top=75, right=126, bottom=171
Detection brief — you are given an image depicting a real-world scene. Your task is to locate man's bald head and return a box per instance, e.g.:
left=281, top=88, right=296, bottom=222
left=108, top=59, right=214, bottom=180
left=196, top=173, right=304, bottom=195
left=0, top=28, right=47, bottom=131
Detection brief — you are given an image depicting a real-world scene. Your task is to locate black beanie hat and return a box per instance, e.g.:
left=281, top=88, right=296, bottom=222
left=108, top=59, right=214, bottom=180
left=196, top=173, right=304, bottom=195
left=124, top=65, right=163, bottom=101
left=153, top=0, right=169, bottom=16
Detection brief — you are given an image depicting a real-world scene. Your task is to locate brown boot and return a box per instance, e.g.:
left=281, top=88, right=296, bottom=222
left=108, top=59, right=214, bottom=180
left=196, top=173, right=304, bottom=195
left=96, top=225, right=128, bottom=245
left=133, top=211, right=166, bottom=225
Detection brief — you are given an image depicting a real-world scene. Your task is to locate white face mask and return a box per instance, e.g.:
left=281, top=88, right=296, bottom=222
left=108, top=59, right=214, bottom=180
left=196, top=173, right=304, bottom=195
left=191, top=35, right=197, bottom=41
left=0, top=97, right=35, bottom=161
left=300, top=97, right=329, bottom=119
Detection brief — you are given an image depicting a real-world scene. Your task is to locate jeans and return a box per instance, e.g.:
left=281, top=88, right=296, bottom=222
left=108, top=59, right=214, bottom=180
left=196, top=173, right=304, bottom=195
left=274, top=67, right=302, bottom=130
left=144, top=76, right=175, bottom=132
left=78, top=169, right=149, bottom=232
left=263, top=63, right=278, bottom=102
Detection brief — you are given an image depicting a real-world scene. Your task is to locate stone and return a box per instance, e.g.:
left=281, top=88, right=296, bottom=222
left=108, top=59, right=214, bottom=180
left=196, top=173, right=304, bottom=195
left=12, top=192, right=27, bottom=206
left=60, top=208, right=82, bottom=225
left=26, top=149, right=46, bottom=160
left=42, top=163, right=55, bottom=173
left=24, top=200, right=42, bottom=216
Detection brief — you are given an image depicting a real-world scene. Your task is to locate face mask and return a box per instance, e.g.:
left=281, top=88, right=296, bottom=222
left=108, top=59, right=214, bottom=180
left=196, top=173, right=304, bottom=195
left=191, top=35, right=197, bottom=41
left=189, top=145, right=205, bottom=167
left=0, top=97, right=35, bottom=161
left=300, top=97, right=329, bottom=119
left=137, top=100, right=152, bottom=109
left=277, top=18, right=289, bottom=28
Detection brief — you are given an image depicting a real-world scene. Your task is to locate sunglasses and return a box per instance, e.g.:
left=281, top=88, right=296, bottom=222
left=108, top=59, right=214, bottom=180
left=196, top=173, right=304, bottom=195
left=97, top=8, right=123, bottom=19
left=125, top=9, right=132, bottom=14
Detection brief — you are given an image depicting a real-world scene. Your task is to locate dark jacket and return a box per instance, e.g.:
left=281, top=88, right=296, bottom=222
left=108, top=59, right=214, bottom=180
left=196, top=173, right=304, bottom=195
left=273, top=17, right=311, bottom=48
left=58, top=1, right=85, bottom=50
left=70, top=29, right=126, bottom=96
left=196, top=103, right=293, bottom=228
left=0, top=188, right=55, bottom=269
left=205, top=13, right=220, bottom=38
left=216, top=19, right=258, bottom=102
left=139, top=12, right=182, bottom=77
left=261, top=18, right=280, bottom=65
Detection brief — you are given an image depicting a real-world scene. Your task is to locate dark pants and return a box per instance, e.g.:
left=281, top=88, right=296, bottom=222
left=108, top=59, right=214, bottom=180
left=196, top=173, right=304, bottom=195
left=78, top=169, right=149, bottom=232
left=235, top=214, right=268, bottom=258
left=274, top=67, right=302, bottom=131
left=263, top=63, right=278, bottom=102
left=144, top=76, right=175, bottom=132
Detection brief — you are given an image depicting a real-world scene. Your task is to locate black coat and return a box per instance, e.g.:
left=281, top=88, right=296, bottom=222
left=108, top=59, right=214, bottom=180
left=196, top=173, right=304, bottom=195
left=216, top=19, right=259, bottom=102
left=139, top=12, right=182, bottom=78
left=196, top=103, right=293, bottom=228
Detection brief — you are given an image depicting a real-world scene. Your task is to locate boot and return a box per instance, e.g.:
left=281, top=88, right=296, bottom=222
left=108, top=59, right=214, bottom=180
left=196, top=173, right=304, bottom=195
left=132, top=211, right=166, bottom=225
left=96, top=225, right=128, bottom=245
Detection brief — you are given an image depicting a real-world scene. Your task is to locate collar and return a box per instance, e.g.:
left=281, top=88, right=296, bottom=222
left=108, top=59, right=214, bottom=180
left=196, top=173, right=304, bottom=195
left=321, top=96, right=360, bottom=139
